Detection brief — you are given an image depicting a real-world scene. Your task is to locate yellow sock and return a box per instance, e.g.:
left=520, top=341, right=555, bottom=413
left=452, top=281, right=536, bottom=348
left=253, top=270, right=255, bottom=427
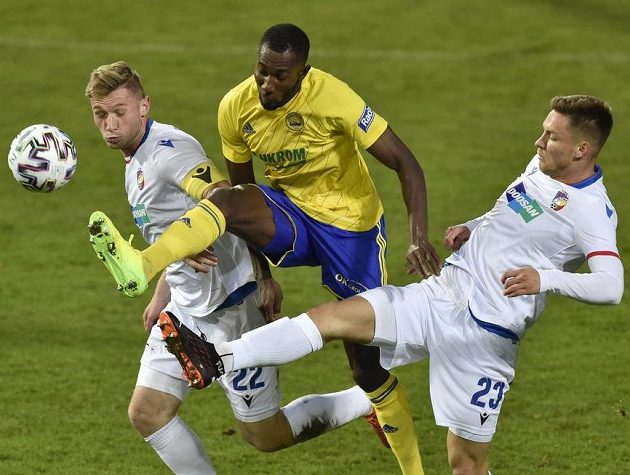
left=367, top=374, right=424, bottom=475
left=142, top=199, right=226, bottom=280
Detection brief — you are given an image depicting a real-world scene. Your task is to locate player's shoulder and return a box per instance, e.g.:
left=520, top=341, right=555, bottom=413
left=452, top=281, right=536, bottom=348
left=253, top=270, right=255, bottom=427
left=305, top=67, right=354, bottom=97
left=220, top=75, right=257, bottom=107
left=145, top=120, right=202, bottom=152
left=567, top=168, right=617, bottom=225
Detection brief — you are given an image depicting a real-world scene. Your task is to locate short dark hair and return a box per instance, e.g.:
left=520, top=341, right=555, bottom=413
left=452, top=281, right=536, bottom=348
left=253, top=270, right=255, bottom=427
left=259, top=23, right=310, bottom=62
left=551, top=95, right=613, bottom=154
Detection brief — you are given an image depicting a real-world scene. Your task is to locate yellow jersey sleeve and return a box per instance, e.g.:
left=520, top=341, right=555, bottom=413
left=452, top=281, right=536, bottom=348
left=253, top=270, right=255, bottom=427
left=180, top=160, right=228, bottom=201
left=218, top=86, right=253, bottom=163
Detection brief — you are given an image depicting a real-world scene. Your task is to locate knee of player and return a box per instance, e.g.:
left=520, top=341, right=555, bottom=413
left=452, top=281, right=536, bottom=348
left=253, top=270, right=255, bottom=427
left=447, top=443, right=489, bottom=474
left=240, top=430, right=286, bottom=453
left=127, top=401, right=153, bottom=432
left=205, top=185, right=242, bottom=221
left=128, top=400, right=176, bottom=436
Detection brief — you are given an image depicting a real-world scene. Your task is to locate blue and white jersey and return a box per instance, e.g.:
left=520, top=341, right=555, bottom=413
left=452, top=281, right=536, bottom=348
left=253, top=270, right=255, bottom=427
left=124, top=120, right=255, bottom=318
left=446, top=155, right=619, bottom=338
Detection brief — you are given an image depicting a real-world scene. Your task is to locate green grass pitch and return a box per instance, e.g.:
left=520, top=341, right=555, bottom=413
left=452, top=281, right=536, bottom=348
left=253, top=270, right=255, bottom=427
left=1, top=1, right=629, bottom=473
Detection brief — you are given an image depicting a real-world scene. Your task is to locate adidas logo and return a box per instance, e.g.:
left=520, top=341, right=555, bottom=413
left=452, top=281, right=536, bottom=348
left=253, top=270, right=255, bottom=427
left=242, top=122, right=255, bottom=135
left=177, top=217, right=191, bottom=228
left=382, top=424, right=399, bottom=434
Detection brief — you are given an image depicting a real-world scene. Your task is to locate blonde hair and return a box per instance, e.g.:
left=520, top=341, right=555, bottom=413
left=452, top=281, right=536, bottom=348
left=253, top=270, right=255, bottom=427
left=85, top=61, right=145, bottom=100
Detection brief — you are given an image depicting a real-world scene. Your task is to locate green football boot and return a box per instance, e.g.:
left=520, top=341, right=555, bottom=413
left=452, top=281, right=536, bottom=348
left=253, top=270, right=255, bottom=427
left=88, top=211, right=148, bottom=297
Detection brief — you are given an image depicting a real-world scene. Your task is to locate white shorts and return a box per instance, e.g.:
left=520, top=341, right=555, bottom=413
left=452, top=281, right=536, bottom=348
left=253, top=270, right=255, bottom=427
left=136, top=293, right=281, bottom=423
left=361, top=265, right=519, bottom=442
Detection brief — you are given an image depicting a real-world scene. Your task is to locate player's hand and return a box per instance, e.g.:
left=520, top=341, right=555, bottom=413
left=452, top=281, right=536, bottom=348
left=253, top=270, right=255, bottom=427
left=257, top=277, right=283, bottom=323
left=501, top=267, right=541, bottom=297
left=443, top=225, right=471, bottom=251
left=406, top=235, right=441, bottom=278
left=184, top=247, right=218, bottom=273
left=143, top=299, right=166, bottom=332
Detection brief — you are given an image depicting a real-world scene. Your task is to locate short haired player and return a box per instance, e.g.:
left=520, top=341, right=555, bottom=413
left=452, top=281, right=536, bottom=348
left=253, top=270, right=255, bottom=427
left=158, top=95, right=623, bottom=474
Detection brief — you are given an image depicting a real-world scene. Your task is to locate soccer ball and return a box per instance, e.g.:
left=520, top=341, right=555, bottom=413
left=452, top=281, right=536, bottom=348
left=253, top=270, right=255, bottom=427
left=7, top=124, right=77, bottom=192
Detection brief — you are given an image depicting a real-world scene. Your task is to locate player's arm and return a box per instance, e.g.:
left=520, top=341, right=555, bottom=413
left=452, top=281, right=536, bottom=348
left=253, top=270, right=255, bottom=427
left=443, top=211, right=491, bottom=250
left=225, top=159, right=257, bottom=186
left=502, top=209, right=623, bottom=303
left=248, top=246, right=283, bottom=322
left=501, top=256, right=623, bottom=304
left=143, top=272, right=171, bottom=332
left=167, top=159, right=227, bottom=272
left=217, top=90, right=257, bottom=187
left=367, top=126, right=441, bottom=277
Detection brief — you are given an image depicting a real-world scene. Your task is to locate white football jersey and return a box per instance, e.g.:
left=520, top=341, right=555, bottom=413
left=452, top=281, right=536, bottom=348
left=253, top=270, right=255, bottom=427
left=125, top=120, right=255, bottom=317
left=446, top=155, right=619, bottom=338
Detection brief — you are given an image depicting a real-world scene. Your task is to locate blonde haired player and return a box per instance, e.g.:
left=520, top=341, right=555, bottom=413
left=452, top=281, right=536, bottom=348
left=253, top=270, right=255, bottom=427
left=90, top=24, right=440, bottom=474
left=88, top=24, right=441, bottom=474
left=86, top=61, right=381, bottom=474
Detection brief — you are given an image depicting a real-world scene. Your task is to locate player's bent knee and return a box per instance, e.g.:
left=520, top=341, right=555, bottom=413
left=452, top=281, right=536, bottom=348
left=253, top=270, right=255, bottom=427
left=238, top=412, right=294, bottom=452
left=128, top=399, right=157, bottom=435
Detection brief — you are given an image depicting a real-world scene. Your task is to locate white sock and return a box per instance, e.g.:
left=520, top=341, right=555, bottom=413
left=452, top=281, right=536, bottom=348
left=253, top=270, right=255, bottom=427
left=145, top=415, right=215, bottom=475
left=215, top=314, right=323, bottom=372
left=282, top=385, right=372, bottom=442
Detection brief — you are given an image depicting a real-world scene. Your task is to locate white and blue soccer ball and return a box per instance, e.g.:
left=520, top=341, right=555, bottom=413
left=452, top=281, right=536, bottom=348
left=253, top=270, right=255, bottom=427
left=8, top=124, right=77, bottom=192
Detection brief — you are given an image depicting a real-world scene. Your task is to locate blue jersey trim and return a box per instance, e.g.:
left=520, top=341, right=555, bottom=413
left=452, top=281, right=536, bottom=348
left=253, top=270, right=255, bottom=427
left=468, top=304, right=519, bottom=343
left=570, top=164, right=602, bottom=189
left=214, top=281, right=257, bottom=312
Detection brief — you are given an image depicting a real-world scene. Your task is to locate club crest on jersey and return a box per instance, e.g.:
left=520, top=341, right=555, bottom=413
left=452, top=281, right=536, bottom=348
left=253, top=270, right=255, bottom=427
left=285, top=112, right=304, bottom=131
left=506, top=183, right=543, bottom=222
left=137, top=169, right=145, bottom=190
left=242, top=122, right=255, bottom=135
left=551, top=190, right=569, bottom=211
left=358, top=104, right=375, bottom=132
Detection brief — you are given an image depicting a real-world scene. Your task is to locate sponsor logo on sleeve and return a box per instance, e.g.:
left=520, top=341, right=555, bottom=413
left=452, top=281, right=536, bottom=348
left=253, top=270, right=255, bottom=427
left=506, top=183, right=543, bottom=222
left=131, top=203, right=150, bottom=227
left=358, top=104, right=375, bottom=132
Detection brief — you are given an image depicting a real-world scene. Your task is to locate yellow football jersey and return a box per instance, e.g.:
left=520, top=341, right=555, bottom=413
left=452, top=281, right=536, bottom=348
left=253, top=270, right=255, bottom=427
left=218, top=67, right=388, bottom=232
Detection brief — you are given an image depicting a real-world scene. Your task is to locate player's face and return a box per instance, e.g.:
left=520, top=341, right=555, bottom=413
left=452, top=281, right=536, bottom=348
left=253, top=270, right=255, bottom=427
left=90, top=87, right=150, bottom=156
left=534, top=111, right=582, bottom=180
left=254, top=45, right=309, bottom=110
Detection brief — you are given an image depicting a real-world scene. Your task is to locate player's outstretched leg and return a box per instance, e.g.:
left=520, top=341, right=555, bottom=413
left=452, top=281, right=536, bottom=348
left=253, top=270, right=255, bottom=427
left=158, top=311, right=224, bottom=389
left=88, top=211, right=148, bottom=297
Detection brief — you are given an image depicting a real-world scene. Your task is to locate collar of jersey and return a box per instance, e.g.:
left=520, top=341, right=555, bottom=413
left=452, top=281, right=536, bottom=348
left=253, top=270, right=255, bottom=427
left=569, top=164, right=602, bottom=189
left=125, top=119, right=154, bottom=163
